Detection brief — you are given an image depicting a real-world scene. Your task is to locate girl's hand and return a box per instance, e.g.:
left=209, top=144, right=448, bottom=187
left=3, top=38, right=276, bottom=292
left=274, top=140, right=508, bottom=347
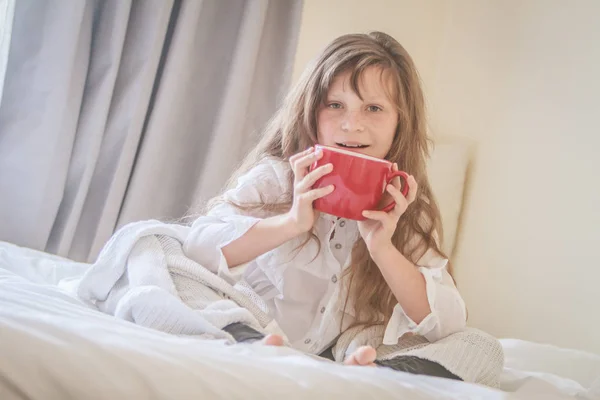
left=357, top=163, right=417, bottom=254
left=286, top=147, right=335, bottom=234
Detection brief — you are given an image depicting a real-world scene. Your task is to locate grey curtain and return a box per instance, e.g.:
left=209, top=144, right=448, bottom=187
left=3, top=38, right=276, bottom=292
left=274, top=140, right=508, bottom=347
left=0, top=0, right=303, bottom=262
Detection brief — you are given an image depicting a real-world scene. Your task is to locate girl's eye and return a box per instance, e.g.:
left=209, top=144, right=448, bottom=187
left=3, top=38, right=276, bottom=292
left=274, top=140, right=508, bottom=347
left=367, top=105, right=382, bottom=112
left=328, top=102, right=342, bottom=109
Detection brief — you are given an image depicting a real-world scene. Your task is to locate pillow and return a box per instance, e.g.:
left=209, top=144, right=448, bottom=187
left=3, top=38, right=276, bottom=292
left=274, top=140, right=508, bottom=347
left=426, top=137, right=472, bottom=258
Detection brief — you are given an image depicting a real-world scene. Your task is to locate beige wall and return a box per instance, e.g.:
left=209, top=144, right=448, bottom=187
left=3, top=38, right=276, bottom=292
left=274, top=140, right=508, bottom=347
left=431, top=0, right=600, bottom=355
left=294, top=0, right=600, bottom=354
left=292, top=0, right=447, bottom=100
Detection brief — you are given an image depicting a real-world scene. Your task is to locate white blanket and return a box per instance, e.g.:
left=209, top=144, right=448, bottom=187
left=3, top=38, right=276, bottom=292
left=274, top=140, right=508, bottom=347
left=76, top=220, right=286, bottom=343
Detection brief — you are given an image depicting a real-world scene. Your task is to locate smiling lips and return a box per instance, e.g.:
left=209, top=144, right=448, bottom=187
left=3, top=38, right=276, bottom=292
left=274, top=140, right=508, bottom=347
left=336, top=142, right=369, bottom=149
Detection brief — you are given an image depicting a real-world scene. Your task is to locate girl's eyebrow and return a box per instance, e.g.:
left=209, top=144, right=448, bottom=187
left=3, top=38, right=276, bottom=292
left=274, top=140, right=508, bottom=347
left=362, top=94, right=392, bottom=103
left=326, top=89, right=391, bottom=102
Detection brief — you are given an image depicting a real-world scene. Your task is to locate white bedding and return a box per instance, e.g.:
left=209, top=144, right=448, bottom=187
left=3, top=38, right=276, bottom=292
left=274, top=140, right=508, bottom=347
left=1, top=240, right=599, bottom=400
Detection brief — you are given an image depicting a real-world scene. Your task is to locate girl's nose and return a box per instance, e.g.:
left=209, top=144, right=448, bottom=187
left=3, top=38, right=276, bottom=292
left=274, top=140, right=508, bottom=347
left=341, top=110, right=365, bottom=132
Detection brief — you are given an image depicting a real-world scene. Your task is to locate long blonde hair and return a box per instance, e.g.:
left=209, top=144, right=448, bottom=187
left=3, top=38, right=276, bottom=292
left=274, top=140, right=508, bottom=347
left=204, top=31, right=450, bottom=326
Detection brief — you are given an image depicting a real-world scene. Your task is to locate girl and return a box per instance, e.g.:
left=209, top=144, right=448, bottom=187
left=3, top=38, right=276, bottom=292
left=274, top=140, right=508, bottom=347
left=184, top=31, right=467, bottom=370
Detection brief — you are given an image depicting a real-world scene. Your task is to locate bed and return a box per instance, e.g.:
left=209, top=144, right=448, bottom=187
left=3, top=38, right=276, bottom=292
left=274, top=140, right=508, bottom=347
left=1, top=240, right=599, bottom=399
left=1, top=140, right=599, bottom=399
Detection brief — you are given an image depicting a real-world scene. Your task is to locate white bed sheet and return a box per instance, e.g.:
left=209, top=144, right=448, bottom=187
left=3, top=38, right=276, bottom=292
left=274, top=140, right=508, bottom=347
left=1, top=241, right=598, bottom=400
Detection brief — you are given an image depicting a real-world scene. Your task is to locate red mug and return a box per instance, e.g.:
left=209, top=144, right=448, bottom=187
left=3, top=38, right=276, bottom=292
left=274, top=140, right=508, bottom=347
left=310, top=144, right=409, bottom=221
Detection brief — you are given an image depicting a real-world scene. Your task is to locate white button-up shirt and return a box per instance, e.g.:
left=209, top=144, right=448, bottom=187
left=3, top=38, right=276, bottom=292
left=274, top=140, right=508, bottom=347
left=184, top=158, right=467, bottom=354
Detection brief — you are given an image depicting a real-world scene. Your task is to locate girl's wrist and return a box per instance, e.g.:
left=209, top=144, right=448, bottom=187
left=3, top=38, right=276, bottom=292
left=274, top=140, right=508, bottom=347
left=369, top=240, right=400, bottom=265
left=281, top=212, right=309, bottom=237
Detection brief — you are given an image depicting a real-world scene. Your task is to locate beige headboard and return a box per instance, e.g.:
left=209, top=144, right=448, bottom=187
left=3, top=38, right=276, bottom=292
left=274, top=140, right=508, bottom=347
left=426, top=137, right=472, bottom=259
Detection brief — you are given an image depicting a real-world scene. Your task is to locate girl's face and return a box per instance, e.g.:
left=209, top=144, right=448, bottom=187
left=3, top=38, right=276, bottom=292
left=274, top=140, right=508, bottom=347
left=316, top=66, right=398, bottom=159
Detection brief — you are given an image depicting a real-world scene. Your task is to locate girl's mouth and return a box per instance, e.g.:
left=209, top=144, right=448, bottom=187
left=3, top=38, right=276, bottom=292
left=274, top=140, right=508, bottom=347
left=336, top=142, right=369, bottom=149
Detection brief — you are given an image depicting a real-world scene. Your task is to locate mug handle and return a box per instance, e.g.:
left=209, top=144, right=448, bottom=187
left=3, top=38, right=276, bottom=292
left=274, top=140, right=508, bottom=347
left=381, top=171, right=410, bottom=213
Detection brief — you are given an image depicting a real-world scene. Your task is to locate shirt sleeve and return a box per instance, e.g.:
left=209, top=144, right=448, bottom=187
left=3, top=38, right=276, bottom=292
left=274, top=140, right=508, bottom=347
left=182, top=158, right=289, bottom=284
left=382, top=248, right=467, bottom=344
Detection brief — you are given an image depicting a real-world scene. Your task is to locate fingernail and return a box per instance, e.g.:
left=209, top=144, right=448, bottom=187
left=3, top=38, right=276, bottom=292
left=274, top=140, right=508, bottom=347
left=327, top=163, right=333, bottom=170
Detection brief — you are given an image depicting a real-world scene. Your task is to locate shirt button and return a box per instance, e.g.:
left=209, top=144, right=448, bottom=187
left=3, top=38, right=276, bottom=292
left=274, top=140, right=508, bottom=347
left=335, top=243, right=342, bottom=250
left=331, top=275, right=338, bottom=283
left=305, top=338, right=311, bottom=344
left=320, top=306, right=326, bottom=314
left=339, top=220, right=346, bottom=227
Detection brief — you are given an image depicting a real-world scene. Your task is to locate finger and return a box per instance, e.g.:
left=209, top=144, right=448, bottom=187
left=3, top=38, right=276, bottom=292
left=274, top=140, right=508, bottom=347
left=389, top=163, right=405, bottom=191
left=296, top=163, right=333, bottom=192
left=300, top=185, right=334, bottom=202
left=385, top=184, right=409, bottom=218
left=289, top=147, right=314, bottom=164
left=292, top=148, right=323, bottom=181
left=290, top=148, right=314, bottom=182
left=391, top=176, right=403, bottom=191
left=406, top=175, right=418, bottom=204
left=295, top=147, right=323, bottom=169
left=362, top=208, right=397, bottom=231
left=361, top=209, right=391, bottom=223
left=386, top=184, right=407, bottom=205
